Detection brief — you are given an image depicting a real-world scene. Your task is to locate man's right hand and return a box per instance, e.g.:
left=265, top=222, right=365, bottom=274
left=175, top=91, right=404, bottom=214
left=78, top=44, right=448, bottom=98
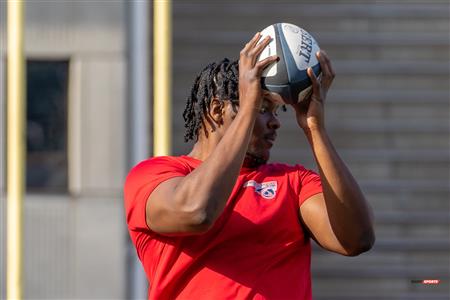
left=238, top=32, right=278, bottom=113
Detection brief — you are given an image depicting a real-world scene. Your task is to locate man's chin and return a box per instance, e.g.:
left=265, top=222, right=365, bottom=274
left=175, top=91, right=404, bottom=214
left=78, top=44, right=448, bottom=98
left=243, top=153, right=269, bottom=168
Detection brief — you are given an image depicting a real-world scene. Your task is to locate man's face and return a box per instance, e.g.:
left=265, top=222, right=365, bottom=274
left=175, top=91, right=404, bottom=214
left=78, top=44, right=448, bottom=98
left=246, top=93, right=281, bottom=167
left=223, top=91, right=282, bottom=168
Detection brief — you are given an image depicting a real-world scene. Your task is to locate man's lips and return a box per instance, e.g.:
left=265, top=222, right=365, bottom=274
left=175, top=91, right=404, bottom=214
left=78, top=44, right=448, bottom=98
left=264, top=133, right=277, bottom=146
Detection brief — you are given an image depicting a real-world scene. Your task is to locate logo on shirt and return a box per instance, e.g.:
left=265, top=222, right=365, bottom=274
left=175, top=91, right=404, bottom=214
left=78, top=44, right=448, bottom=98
left=243, top=180, right=278, bottom=199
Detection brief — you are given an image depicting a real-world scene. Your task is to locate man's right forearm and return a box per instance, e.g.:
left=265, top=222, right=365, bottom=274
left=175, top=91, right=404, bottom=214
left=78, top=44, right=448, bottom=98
left=173, top=106, right=257, bottom=230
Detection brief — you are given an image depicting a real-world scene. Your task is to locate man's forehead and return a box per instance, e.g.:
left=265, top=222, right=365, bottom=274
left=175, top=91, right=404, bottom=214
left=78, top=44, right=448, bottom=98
left=262, top=90, right=283, bottom=106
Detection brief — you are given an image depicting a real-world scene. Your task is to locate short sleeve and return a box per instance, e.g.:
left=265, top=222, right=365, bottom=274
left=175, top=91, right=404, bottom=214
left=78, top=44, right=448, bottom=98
left=124, top=156, right=191, bottom=232
left=295, top=165, right=323, bottom=206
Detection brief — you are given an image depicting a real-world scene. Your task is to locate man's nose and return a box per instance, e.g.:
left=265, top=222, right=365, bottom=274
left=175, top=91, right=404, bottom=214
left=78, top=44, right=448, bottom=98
left=268, top=114, right=281, bottom=130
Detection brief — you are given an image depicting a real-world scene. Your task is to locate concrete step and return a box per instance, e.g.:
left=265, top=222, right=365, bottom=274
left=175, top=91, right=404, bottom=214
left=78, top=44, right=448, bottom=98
left=332, top=74, right=448, bottom=91
left=271, top=159, right=449, bottom=181
left=174, top=3, right=449, bottom=20
left=357, top=238, right=449, bottom=252
left=270, top=128, right=449, bottom=151
left=357, top=190, right=448, bottom=212
left=326, top=44, right=450, bottom=61
left=351, top=160, right=447, bottom=181
left=173, top=29, right=450, bottom=47
left=375, top=211, right=450, bottom=225
left=326, top=104, right=450, bottom=122
left=174, top=44, right=450, bottom=69
left=274, top=149, right=450, bottom=163
left=173, top=57, right=450, bottom=75
left=312, top=264, right=449, bottom=279
left=359, top=180, right=449, bottom=193
left=291, top=119, right=449, bottom=132
left=317, top=31, right=450, bottom=47
left=330, top=89, right=449, bottom=104
left=313, top=237, right=450, bottom=253
left=176, top=116, right=450, bottom=133
left=174, top=125, right=449, bottom=153
left=328, top=131, right=447, bottom=150
left=375, top=211, right=450, bottom=239
left=376, top=223, right=449, bottom=239
left=312, top=276, right=449, bottom=298
left=174, top=35, right=450, bottom=63
left=174, top=89, right=449, bottom=105
left=174, top=89, right=450, bottom=123
left=174, top=65, right=449, bottom=92
left=333, top=60, right=449, bottom=75
left=312, top=248, right=449, bottom=269
left=364, top=190, right=448, bottom=212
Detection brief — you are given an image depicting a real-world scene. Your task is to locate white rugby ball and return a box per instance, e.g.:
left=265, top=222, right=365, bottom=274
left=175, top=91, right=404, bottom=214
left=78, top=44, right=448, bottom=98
left=257, top=23, right=321, bottom=104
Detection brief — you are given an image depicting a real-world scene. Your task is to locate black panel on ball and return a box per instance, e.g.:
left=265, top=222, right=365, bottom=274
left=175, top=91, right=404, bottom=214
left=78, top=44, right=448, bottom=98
left=289, top=63, right=321, bottom=103
left=261, top=24, right=289, bottom=89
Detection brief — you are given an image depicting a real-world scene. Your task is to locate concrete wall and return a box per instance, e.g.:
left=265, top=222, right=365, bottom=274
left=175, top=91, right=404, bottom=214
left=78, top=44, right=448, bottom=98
left=170, top=1, right=449, bottom=299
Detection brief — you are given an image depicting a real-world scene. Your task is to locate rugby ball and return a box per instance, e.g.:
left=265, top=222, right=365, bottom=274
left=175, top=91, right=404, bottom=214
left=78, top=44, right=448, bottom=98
left=257, top=23, right=321, bottom=104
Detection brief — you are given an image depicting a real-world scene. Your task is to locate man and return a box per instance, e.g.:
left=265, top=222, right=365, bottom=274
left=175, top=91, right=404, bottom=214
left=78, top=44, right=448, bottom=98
left=124, top=32, right=375, bottom=299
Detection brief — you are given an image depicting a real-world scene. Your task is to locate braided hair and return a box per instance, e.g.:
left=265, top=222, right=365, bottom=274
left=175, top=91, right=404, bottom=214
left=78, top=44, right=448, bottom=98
left=183, top=58, right=239, bottom=142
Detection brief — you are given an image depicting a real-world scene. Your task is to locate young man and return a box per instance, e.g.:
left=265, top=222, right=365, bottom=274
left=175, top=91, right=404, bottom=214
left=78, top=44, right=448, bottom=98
left=124, top=33, right=375, bottom=299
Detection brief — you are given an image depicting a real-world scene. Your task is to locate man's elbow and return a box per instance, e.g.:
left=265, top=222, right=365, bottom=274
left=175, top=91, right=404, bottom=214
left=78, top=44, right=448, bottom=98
left=183, top=210, right=215, bottom=234
left=344, top=229, right=376, bottom=257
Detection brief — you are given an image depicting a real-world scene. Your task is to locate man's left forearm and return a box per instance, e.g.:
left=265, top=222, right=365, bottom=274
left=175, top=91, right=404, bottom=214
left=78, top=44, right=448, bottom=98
left=306, top=126, right=375, bottom=253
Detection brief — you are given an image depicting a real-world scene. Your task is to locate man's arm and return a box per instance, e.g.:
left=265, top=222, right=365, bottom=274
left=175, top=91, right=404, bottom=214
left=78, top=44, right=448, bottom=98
left=295, top=51, right=375, bottom=256
left=146, top=34, right=278, bottom=235
left=299, top=129, right=375, bottom=256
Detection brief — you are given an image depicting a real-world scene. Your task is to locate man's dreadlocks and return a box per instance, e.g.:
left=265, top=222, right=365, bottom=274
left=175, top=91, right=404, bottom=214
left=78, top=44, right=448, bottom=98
left=183, top=58, right=239, bottom=142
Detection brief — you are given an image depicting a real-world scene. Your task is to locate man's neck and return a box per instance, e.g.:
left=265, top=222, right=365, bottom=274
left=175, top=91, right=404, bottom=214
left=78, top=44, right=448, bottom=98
left=187, top=134, right=220, bottom=161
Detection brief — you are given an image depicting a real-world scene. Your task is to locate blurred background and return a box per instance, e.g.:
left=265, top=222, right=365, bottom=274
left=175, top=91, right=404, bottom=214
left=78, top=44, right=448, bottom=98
left=0, top=0, right=449, bottom=299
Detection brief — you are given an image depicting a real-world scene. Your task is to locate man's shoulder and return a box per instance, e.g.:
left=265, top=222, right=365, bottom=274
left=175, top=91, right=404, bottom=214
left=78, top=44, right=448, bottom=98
left=126, top=155, right=197, bottom=182
left=141, top=155, right=185, bottom=164
left=133, top=155, right=198, bottom=169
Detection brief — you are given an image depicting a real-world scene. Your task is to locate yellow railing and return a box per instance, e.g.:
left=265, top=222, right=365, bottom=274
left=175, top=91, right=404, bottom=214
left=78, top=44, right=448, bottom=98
left=153, top=0, right=172, bottom=156
left=7, top=0, right=26, bottom=299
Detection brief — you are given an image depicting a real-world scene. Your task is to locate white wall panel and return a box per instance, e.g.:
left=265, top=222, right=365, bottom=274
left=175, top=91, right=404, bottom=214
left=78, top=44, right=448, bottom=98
left=80, top=58, right=126, bottom=195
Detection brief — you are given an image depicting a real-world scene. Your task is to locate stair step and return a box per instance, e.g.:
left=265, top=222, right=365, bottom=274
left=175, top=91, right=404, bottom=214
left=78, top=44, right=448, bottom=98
left=174, top=3, right=449, bottom=19
left=318, top=32, right=450, bottom=46
left=283, top=119, right=449, bottom=132
left=312, top=249, right=449, bottom=268
left=364, top=190, right=448, bottom=212
left=174, top=89, right=449, bottom=104
left=333, top=60, right=450, bottom=75
left=312, top=265, right=449, bottom=278
left=333, top=75, right=448, bottom=91
left=312, top=278, right=449, bottom=298
left=376, top=224, right=449, bottom=239
left=360, top=180, right=449, bottom=193
left=375, top=211, right=450, bottom=225
left=273, top=149, right=449, bottom=162
left=270, top=158, right=449, bottom=181
left=173, top=30, right=450, bottom=47
left=312, top=237, right=450, bottom=252
left=175, top=127, right=449, bottom=153
left=314, top=294, right=450, bottom=300
left=331, top=89, right=449, bottom=103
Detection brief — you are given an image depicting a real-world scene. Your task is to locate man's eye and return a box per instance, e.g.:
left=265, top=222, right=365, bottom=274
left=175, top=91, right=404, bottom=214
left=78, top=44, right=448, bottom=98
left=259, top=107, right=267, bottom=114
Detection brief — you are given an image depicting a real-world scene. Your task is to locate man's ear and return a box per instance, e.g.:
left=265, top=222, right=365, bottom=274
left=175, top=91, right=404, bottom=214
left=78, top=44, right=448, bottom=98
left=208, top=98, right=224, bottom=126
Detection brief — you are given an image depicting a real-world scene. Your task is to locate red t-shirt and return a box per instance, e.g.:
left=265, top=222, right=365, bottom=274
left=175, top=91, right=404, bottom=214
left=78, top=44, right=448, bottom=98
left=124, top=155, right=322, bottom=300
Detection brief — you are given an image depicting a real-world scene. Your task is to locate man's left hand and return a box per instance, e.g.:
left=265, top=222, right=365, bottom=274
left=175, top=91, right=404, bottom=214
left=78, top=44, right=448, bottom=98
left=292, top=50, right=335, bottom=133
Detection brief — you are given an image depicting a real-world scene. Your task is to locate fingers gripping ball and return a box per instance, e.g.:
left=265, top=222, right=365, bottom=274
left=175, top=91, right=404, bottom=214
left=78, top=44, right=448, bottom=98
left=257, top=23, right=321, bottom=104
